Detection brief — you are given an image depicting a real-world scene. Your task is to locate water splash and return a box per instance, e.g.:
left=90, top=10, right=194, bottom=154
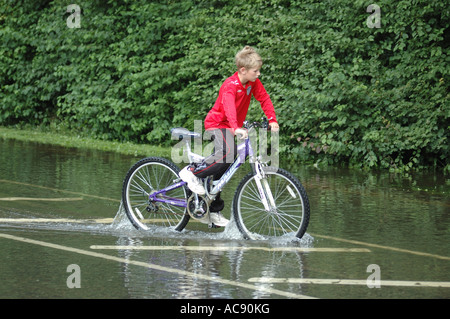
left=108, top=200, right=314, bottom=247
left=110, top=200, right=134, bottom=231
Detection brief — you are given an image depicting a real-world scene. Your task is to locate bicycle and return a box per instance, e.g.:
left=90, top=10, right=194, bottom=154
left=121, top=118, right=310, bottom=240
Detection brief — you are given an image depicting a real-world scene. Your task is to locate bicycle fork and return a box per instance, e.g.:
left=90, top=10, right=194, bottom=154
left=253, top=162, right=276, bottom=212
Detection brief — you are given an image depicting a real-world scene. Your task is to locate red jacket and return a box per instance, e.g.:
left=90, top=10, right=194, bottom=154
left=204, top=72, right=277, bottom=130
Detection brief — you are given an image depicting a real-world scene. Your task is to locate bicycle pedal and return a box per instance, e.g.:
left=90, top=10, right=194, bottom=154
left=208, top=223, right=221, bottom=229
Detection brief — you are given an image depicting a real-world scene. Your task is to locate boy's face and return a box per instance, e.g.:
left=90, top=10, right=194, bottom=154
left=239, top=67, right=261, bottom=83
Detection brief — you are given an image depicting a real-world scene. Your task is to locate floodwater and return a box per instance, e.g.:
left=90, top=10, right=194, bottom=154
left=0, top=137, right=449, bottom=300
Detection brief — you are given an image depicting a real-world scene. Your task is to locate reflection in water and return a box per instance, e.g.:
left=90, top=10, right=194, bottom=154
left=114, top=235, right=310, bottom=298
left=0, top=138, right=449, bottom=298
left=110, top=204, right=313, bottom=299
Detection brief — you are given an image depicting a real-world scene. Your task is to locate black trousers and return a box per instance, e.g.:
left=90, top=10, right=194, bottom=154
left=192, top=128, right=237, bottom=180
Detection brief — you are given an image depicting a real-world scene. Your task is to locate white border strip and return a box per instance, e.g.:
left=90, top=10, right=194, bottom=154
left=0, top=197, right=83, bottom=201
left=0, top=218, right=114, bottom=223
left=248, top=277, right=450, bottom=288
left=310, top=233, right=450, bottom=261
left=0, top=179, right=119, bottom=202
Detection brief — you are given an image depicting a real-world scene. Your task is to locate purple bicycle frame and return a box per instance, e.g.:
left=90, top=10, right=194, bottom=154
left=148, top=139, right=252, bottom=207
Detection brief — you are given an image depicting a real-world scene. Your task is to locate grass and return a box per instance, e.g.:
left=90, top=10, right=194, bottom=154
left=0, top=126, right=172, bottom=158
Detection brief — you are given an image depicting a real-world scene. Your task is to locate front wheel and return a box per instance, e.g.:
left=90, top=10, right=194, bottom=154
left=232, top=166, right=310, bottom=240
left=122, top=157, right=190, bottom=231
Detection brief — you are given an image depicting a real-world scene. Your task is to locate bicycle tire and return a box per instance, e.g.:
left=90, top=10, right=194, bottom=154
left=232, top=166, right=310, bottom=240
left=122, top=157, right=190, bottom=231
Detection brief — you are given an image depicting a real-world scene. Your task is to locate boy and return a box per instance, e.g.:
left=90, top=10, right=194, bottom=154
left=179, top=46, right=279, bottom=226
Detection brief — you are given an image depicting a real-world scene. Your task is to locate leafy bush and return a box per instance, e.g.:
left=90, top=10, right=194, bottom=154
left=0, top=0, right=448, bottom=171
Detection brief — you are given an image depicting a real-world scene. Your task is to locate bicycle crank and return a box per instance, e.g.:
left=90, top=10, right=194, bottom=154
left=186, top=194, right=210, bottom=222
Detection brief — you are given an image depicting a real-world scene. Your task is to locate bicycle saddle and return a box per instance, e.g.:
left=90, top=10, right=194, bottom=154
left=171, top=127, right=201, bottom=139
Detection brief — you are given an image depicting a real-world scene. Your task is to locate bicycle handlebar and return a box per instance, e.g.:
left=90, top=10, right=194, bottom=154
left=243, top=117, right=272, bottom=131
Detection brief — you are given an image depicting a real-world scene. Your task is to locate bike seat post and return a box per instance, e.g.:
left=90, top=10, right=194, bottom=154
left=182, top=139, right=192, bottom=163
left=185, top=140, right=205, bottom=164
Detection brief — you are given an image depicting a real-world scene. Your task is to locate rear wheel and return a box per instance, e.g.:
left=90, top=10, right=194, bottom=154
left=122, top=157, right=190, bottom=231
left=232, top=166, right=310, bottom=240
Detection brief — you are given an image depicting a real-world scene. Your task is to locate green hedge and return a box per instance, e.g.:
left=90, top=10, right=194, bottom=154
left=1, top=0, right=448, bottom=171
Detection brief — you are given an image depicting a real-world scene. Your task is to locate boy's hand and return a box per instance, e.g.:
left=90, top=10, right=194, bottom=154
left=269, top=122, right=279, bottom=132
left=234, top=128, right=248, bottom=140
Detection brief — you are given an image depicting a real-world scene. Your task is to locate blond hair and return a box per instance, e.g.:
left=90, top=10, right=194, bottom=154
left=235, top=46, right=263, bottom=70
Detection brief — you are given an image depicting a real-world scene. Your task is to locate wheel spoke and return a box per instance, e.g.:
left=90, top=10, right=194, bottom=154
left=122, top=158, right=189, bottom=231
left=235, top=168, right=310, bottom=239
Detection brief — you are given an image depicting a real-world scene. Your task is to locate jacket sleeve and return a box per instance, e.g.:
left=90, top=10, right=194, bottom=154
left=253, top=80, right=277, bottom=123
left=221, top=83, right=239, bottom=129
